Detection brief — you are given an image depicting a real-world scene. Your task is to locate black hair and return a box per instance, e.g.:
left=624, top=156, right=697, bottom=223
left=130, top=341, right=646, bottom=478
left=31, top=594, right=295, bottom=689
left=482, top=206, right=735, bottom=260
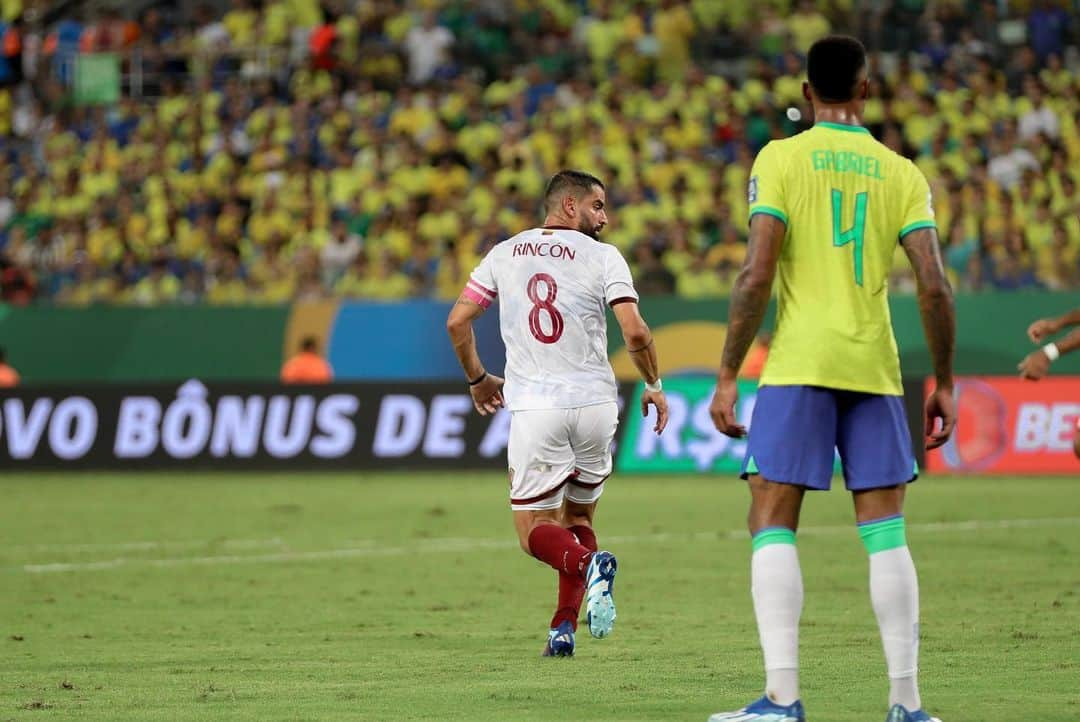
left=807, top=35, right=867, bottom=103
left=301, top=336, right=318, bottom=352
left=543, top=170, right=605, bottom=213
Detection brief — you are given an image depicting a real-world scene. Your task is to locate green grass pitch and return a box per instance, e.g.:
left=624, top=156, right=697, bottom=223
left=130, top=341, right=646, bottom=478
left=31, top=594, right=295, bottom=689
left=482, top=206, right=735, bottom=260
left=1, top=473, right=1078, bottom=721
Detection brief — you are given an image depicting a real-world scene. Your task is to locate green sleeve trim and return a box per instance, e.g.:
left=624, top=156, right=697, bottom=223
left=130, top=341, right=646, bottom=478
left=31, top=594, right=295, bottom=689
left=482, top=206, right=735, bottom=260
left=859, top=516, right=907, bottom=554
left=749, top=206, right=788, bottom=226
left=751, top=527, right=796, bottom=552
left=898, top=220, right=936, bottom=241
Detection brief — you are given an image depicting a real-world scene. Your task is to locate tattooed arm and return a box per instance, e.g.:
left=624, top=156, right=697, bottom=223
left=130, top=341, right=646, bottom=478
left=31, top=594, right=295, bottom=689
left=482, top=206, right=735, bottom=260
left=710, top=213, right=785, bottom=438
left=901, top=226, right=956, bottom=449
left=720, top=215, right=785, bottom=379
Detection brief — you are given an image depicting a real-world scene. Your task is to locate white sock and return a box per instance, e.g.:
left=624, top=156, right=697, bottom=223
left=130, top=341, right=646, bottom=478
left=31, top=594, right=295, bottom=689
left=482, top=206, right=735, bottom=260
left=869, top=545, right=921, bottom=711
left=751, top=537, right=803, bottom=706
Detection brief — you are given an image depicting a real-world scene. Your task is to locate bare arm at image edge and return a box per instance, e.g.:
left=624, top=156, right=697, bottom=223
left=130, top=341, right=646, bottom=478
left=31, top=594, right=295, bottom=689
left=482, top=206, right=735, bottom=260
left=1027, top=308, right=1080, bottom=344
left=1019, top=312, right=1080, bottom=381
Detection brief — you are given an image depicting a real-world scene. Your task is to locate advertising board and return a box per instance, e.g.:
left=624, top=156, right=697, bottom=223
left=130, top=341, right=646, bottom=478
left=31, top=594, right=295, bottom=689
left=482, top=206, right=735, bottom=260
left=926, top=377, right=1080, bottom=474
left=0, top=381, right=630, bottom=470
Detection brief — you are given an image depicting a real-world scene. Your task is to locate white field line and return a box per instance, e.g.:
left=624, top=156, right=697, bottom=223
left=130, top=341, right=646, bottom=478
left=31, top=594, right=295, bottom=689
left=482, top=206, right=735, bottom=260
left=5, top=537, right=286, bottom=554
left=16, top=517, right=1080, bottom=575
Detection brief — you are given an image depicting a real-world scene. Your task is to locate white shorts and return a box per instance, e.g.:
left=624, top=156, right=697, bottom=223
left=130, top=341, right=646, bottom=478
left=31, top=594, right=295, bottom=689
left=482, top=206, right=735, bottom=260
left=508, top=402, right=619, bottom=511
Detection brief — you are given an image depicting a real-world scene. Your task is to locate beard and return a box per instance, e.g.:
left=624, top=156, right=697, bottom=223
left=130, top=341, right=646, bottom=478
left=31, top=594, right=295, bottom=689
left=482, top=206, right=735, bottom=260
left=577, top=218, right=602, bottom=239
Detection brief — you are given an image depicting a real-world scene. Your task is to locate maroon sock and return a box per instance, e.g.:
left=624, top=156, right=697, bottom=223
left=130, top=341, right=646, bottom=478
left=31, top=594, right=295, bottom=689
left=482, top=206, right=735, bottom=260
left=528, top=523, right=593, bottom=578
left=568, top=524, right=597, bottom=553
left=550, top=525, right=599, bottom=630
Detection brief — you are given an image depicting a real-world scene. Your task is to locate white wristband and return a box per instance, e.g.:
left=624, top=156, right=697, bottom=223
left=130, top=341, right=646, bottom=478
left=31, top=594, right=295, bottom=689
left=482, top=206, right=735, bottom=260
left=645, top=379, right=662, bottom=393
left=1043, top=343, right=1060, bottom=362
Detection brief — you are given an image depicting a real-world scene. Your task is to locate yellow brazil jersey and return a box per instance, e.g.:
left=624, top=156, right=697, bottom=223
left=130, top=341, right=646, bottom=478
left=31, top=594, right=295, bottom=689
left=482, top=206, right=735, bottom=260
left=748, top=122, right=936, bottom=396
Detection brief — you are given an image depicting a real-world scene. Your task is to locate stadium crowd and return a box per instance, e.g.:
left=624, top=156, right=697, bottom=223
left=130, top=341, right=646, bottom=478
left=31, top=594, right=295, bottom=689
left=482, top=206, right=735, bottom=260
left=0, top=0, right=1076, bottom=305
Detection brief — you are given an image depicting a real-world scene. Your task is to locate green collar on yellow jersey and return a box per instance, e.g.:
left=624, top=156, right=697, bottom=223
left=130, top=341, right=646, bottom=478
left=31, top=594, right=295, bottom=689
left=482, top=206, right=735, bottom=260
left=816, top=121, right=871, bottom=135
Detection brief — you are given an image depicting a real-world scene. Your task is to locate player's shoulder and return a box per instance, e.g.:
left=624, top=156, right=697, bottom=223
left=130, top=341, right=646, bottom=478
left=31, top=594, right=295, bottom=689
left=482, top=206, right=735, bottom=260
left=868, top=136, right=926, bottom=183
left=762, top=133, right=804, bottom=151
left=753, top=136, right=800, bottom=173
left=756, top=135, right=801, bottom=158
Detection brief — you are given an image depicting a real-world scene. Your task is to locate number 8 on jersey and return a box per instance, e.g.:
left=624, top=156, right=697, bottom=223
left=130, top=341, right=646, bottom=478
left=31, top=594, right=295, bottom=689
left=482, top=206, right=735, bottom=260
left=527, top=273, right=563, bottom=344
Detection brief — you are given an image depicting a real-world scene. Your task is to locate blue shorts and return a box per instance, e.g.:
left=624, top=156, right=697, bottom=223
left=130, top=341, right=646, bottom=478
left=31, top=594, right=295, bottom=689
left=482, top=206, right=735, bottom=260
left=741, top=385, right=918, bottom=491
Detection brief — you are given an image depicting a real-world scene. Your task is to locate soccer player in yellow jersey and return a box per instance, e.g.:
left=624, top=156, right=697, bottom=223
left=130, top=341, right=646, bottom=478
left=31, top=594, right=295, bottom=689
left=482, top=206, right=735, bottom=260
left=708, top=37, right=957, bottom=722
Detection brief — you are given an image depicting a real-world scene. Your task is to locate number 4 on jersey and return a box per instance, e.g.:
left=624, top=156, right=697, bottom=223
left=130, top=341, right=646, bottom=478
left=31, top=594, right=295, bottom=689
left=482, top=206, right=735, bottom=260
left=831, top=189, right=868, bottom=286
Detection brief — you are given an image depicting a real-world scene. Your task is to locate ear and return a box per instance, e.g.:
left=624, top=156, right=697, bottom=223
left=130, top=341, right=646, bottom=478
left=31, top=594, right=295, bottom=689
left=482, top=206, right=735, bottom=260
left=562, top=193, right=576, bottom=217
left=802, top=81, right=812, bottom=104
left=858, top=78, right=869, bottom=100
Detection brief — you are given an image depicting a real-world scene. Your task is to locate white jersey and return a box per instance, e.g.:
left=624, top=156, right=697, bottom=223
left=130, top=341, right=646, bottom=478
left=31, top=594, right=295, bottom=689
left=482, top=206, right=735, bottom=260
left=464, top=227, right=639, bottom=411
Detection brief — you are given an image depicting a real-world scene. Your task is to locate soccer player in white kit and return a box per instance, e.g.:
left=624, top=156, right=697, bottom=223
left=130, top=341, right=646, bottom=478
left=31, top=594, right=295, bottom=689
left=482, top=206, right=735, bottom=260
left=447, top=170, right=668, bottom=656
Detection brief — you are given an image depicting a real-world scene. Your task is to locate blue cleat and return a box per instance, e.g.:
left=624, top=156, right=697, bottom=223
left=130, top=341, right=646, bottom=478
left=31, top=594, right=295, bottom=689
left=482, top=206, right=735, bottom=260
left=541, top=621, right=575, bottom=657
left=708, top=696, right=806, bottom=722
left=585, top=551, right=617, bottom=639
left=886, top=704, right=941, bottom=722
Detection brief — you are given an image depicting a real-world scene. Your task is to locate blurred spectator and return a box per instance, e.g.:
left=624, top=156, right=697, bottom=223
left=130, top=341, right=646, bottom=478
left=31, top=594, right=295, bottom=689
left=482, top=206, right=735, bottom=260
left=677, top=249, right=729, bottom=298
left=1006, top=46, right=1039, bottom=95
left=919, top=23, right=950, bottom=71
left=280, top=335, right=333, bottom=384
left=194, top=3, right=230, bottom=50
left=433, top=243, right=470, bottom=301
left=787, top=0, right=830, bottom=55
left=0, top=14, right=23, bottom=87
left=404, top=11, right=453, bottom=86
left=654, top=0, right=695, bottom=83
left=987, top=133, right=1039, bottom=190
left=0, top=177, right=15, bottom=229
left=1040, top=224, right=1080, bottom=289
left=320, top=217, right=363, bottom=287
left=1018, top=78, right=1059, bottom=140
left=130, top=256, right=181, bottom=306
left=0, top=345, right=18, bottom=387
left=0, top=246, right=34, bottom=304
left=988, top=231, right=1043, bottom=290
left=634, top=243, right=676, bottom=295
left=80, top=7, right=138, bottom=53
left=1028, top=0, right=1070, bottom=64
left=884, top=0, right=928, bottom=55
left=223, top=0, right=258, bottom=49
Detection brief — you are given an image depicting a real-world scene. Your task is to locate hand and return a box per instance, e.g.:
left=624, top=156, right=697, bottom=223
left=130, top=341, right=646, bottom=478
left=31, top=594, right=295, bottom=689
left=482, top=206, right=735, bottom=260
left=709, top=377, right=746, bottom=438
left=924, top=386, right=956, bottom=450
left=1018, top=349, right=1051, bottom=381
left=1027, top=318, right=1060, bottom=344
left=640, top=389, right=669, bottom=434
left=469, top=374, right=505, bottom=415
